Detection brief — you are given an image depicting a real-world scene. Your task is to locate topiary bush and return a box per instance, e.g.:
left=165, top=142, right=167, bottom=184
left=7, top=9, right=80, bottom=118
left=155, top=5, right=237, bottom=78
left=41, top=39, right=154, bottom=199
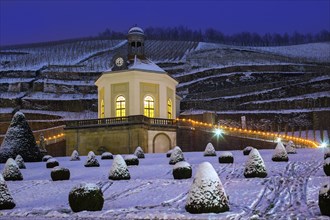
left=101, top=152, right=113, bottom=160
left=134, top=146, right=145, bottom=158
left=46, top=158, right=59, bottom=168
left=218, top=151, right=234, bottom=163
left=70, top=150, right=80, bottom=161
left=68, top=183, right=104, bottom=212
left=169, top=146, right=185, bottom=165
left=318, top=183, right=330, bottom=216
left=15, top=154, right=26, bottom=169
left=173, top=161, right=192, bottom=179
left=51, top=166, right=70, bottom=181
left=285, top=141, right=297, bottom=154
left=42, top=155, right=52, bottom=162
left=272, top=141, right=289, bottom=162
left=185, top=162, right=229, bottom=213
left=324, top=148, right=330, bottom=159
left=0, top=174, right=16, bottom=210
left=0, top=111, right=43, bottom=163
left=203, top=143, right=217, bottom=156
left=124, top=155, right=139, bottom=166
left=109, top=155, right=130, bottom=180
left=84, top=151, right=100, bottom=167
left=324, top=158, right=330, bottom=176
left=243, top=146, right=254, bottom=155
left=244, top=148, right=267, bottom=178
left=2, top=158, right=23, bottom=181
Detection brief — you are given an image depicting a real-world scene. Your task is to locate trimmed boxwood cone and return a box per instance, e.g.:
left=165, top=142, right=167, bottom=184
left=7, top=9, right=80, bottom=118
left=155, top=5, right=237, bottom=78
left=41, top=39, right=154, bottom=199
left=46, top=158, right=59, bottom=168
left=173, top=161, right=192, bottom=179
left=2, top=158, right=23, bottom=181
left=109, top=155, right=130, bottom=180
left=0, top=174, right=16, bottom=210
left=84, top=151, right=100, bottom=167
left=169, top=146, right=185, bottom=165
left=244, top=148, right=267, bottom=178
left=319, top=183, right=330, bottom=216
left=70, top=150, right=80, bottom=161
left=68, top=183, right=104, bottom=212
left=134, top=146, right=145, bottom=159
left=15, top=154, right=26, bottom=169
left=51, top=166, right=70, bottom=181
left=218, top=152, right=234, bottom=163
left=203, top=143, right=216, bottom=156
left=272, top=141, right=289, bottom=162
left=185, top=162, right=229, bottom=213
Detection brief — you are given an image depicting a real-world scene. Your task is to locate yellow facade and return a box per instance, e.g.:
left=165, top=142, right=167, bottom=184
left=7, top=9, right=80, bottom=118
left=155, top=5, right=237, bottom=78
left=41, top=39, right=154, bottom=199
left=95, top=69, right=178, bottom=119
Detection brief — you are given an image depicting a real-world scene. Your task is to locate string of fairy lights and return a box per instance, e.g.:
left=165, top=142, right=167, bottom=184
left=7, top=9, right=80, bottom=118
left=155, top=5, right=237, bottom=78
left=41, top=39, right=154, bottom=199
left=39, top=118, right=323, bottom=148
left=175, top=118, right=321, bottom=148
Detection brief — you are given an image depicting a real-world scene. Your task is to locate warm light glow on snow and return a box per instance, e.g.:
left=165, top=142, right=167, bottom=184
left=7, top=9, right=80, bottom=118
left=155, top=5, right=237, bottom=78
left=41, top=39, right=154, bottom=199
left=176, top=118, right=319, bottom=148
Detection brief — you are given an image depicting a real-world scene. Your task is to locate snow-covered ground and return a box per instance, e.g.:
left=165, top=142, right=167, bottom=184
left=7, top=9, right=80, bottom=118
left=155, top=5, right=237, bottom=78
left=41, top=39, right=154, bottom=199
left=0, top=148, right=329, bottom=219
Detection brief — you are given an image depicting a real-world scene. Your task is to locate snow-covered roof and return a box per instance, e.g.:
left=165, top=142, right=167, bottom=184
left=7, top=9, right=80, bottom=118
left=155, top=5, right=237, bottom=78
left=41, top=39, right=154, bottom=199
left=128, top=56, right=165, bottom=73
left=128, top=27, right=144, bottom=35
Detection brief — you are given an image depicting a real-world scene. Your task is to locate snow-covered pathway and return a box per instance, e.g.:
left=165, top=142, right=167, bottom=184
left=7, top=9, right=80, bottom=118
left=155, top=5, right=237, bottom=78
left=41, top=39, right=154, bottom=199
left=0, top=148, right=328, bottom=219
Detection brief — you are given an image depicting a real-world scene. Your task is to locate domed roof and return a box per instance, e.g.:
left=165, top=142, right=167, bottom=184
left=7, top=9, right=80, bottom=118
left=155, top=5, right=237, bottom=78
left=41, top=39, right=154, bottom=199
left=128, top=26, right=144, bottom=35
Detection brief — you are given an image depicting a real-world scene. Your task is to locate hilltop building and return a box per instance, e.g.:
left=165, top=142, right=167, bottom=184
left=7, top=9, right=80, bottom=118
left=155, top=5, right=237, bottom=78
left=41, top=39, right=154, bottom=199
left=65, top=27, right=180, bottom=155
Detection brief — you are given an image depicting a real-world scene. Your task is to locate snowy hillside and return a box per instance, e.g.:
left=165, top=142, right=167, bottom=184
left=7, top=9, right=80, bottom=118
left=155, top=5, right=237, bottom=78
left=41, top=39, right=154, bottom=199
left=0, top=40, right=329, bottom=130
left=0, top=148, right=328, bottom=219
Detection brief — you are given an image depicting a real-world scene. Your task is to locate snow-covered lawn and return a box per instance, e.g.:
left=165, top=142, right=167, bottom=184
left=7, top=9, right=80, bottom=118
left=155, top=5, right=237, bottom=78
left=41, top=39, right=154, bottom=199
left=0, top=148, right=328, bottom=219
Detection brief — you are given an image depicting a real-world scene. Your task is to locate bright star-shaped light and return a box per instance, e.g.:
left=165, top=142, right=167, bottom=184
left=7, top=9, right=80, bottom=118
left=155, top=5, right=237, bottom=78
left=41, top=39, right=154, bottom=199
left=214, top=128, right=223, bottom=136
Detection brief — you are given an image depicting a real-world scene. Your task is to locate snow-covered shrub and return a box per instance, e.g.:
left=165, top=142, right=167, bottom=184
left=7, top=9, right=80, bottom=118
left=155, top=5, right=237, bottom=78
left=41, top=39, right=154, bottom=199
left=318, top=183, right=330, bottom=216
left=69, top=183, right=104, bottom=212
left=84, top=151, right=100, bottom=167
left=0, top=174, right=15, bottom=210
left=134, top=146, right=145, bottom=158
left=15, top=154, right=26, bottom=169
left=218, top=151, right=234, bottom=163
left=324, top=148, right=330, bottom=159
left=285, top=141, right=297, bottom=154
left=169, top=146, right=185, bottom=165
left=51, top=166, right=70, bottom=181
left=0, top=111, right=42, bottom=163
left=109, top=155, right=130, bottom=180
left=70, top=150, right=80, bottom=161
left=2, top=158, right=23, bottom=181
left=203, top=143, right=216, bottom=156
left=46, top=158, right=59, bottom=168
left=42, top=155, right=52, bottom=162
left=166, top=149, right=173, bottom=158
left=173, top=161, right=192, bottom=179
left=185, top=162, right=229, bottom=213
left=124, top=155, right=139, bottom=166
left=101, top=152, right=113, bottom=160
left=243, top=146, right=254, bottom=155
left=324, top=158, right=330, bottom=176
left=244, top=148, right=267, bottom=178
left=272, top=142, right=289, bottom=162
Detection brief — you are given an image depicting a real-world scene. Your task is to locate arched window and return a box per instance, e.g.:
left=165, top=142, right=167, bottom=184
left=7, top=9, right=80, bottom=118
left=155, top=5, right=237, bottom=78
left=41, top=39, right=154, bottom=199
left=100, top=100, right=105, bottom=118
left=144, top=95, right=154, bottom=118
left=167, top=99, right=172, bottom=119
left=116, top=96, right=126, bottom=117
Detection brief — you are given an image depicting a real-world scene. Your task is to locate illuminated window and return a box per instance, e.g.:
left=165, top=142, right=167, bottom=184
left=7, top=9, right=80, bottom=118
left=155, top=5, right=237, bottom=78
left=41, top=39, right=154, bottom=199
left=100, top=100, right=105, bottom=118
left=167, top=99, right=172, bottom=119
left=144, top=95, right=154, bottom=118
left=116, top=96, right=126, bottom=117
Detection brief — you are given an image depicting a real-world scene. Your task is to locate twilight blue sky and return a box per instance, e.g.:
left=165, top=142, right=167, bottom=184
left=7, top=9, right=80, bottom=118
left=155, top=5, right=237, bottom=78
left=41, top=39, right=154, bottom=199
left=0, top=0, right=329, bottom=46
